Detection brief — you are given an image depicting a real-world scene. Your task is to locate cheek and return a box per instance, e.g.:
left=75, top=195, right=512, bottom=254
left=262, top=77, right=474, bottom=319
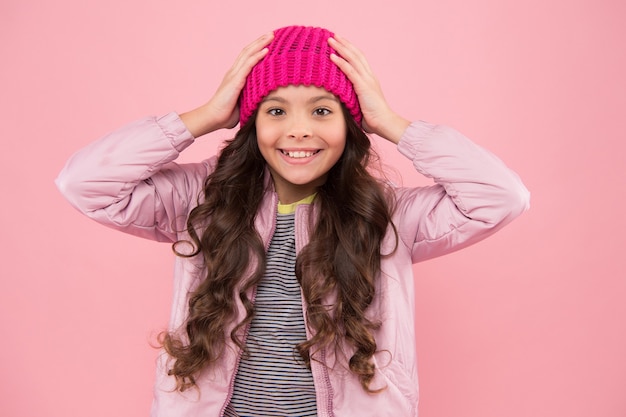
left=255, top=125, right=277, bottom=150
left=324, top=125, right=347, bottom=152
left=256, top=138, right=275, bottom=162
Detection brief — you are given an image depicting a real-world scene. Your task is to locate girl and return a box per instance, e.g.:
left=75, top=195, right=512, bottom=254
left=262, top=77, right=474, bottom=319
left=56, top=26, right=529, bottom=417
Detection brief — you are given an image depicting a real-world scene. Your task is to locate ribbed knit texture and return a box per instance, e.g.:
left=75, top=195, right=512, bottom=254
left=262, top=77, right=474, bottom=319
left=239, top=25, right=361, bottom=125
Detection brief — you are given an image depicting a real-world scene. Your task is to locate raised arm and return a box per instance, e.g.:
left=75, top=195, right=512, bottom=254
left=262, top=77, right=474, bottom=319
left=55, top=113, right=207, bottom=242
left=56, top=33, right=275, bottom=242
left=328, top=33, right=529, bottom=262
left=394, top=122, right=530, bottom=262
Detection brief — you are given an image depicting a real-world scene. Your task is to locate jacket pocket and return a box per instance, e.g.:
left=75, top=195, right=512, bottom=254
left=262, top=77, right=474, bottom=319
left=377, top=358, right=418, bottom=415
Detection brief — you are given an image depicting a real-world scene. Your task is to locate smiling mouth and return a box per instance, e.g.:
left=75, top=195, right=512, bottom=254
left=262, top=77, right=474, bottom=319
left=280, top=150, right=321, bottom=159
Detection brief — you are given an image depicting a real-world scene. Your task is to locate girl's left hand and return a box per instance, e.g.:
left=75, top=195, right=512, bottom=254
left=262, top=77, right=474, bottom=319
left=328, top=35, right=410, bottom=144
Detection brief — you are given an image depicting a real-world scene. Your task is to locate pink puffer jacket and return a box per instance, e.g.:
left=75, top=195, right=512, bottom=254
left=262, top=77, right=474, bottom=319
left=56, top=112, right=529, bottom=416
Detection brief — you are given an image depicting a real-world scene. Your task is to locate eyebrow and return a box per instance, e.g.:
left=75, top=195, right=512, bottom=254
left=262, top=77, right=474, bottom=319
left=261, top=93, right=339, bottom=104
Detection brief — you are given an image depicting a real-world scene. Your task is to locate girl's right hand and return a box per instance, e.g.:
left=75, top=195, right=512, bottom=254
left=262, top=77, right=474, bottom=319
left=180, top=32, right=274, bottom=137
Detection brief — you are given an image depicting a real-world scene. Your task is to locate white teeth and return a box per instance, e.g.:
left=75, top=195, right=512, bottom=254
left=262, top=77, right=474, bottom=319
left=285, top=150, right=315, bottom=158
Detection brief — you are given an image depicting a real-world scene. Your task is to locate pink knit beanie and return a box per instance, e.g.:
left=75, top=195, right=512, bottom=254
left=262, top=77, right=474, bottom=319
left=239, top=25, right=362, bottom=126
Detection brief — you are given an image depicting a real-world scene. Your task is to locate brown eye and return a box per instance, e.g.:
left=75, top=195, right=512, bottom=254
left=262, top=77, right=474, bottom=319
left=314, top=108, right=331, bottom=116
left=268, top=108, right=285, bottom=116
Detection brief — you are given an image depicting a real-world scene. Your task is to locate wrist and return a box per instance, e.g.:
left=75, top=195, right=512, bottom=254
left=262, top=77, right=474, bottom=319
left=370, top=113, right=411, bottom=144
left=180, top=103, right=236, bottom=138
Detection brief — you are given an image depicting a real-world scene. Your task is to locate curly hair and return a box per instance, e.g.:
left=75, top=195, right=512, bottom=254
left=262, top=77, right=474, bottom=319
left=160, top=105, right=397, bottom=393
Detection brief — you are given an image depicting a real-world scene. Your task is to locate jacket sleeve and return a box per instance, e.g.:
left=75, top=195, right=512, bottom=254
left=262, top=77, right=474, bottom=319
left=55, top=112, right=214, bottom=243
left=393, top=121, right=530, bottom=263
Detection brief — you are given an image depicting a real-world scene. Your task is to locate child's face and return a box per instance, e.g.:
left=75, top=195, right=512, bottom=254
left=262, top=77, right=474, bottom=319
left=255, top=85, right=347, bottom=204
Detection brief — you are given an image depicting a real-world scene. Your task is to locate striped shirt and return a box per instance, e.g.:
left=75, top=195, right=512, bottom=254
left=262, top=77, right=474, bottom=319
left=224, top=208, right=317, bottom=416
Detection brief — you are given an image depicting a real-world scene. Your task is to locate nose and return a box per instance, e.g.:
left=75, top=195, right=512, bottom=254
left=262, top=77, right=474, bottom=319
left=287, top=113, right=312, bottom=140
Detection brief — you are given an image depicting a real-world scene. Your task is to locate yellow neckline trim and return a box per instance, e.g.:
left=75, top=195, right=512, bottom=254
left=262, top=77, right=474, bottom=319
left=277, top=194, right=317, bottom=214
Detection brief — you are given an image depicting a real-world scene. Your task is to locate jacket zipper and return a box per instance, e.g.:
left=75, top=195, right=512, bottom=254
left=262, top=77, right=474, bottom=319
left=219, top=194, right=278, bottom=416
left=218, top=287, right=256, bottom=417
left=295, top=204, right=335, bottom=416
left=319, top=348, right=335, bottom=417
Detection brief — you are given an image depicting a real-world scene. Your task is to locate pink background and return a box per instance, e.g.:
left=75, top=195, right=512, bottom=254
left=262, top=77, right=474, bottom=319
left=1, top=0, right=625, bottom=416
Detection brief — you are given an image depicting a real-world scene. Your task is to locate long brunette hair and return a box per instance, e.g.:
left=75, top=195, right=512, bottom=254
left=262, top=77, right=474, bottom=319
left=160, top=105, right=397, bottom=392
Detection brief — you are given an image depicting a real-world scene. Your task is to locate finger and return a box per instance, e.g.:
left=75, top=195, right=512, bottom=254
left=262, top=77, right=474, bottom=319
left=230, top=32, right=274, bottom=76
left=329, top=52, right=359, bottom=84
left=328, top=35, right=373, bottom=77
left=329, top=49, right=378, bottom=95
left=239, top=31, right=274, bottom=59
left=233, top=46, right=270, bottom=79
